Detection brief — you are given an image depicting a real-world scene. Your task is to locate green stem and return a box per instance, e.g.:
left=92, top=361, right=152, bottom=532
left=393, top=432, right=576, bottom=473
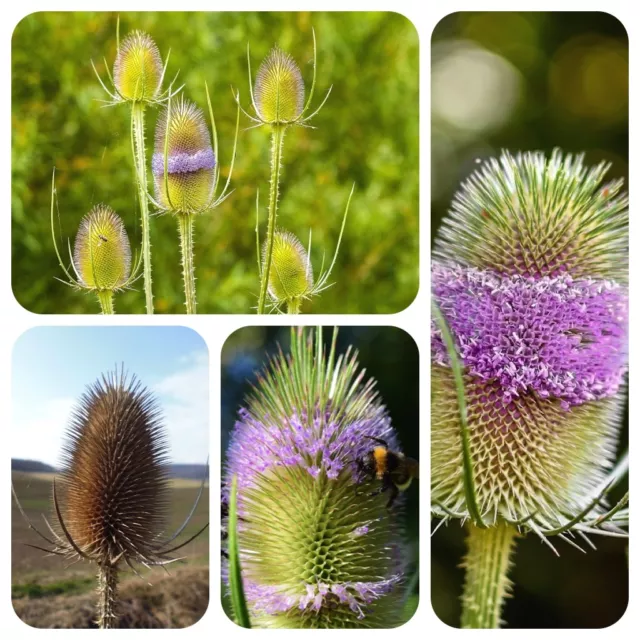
left=257, top=124, right=285, bottom=314
left=178, top=213, right=197, bottom=314
left=131, top=102, right=154, bottom=315
left=461, top=522, right=517, bottom=629
left=286, top=298, right=301, bottom=314
left=96, top=563, right=118, bottom=629
left=96, top=290, right=115, bottom=315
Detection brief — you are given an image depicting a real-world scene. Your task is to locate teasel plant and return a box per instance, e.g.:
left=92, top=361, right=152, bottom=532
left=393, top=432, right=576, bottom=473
left=50, top=170, right=142, bottom=314
left=149, top=88, right=239, bottom=313
left=238, top=30, right=333, bottom=314
left=12, top=368, right=209, bottom=629
left=256, top=184, right=354, bottom=314
left=430, top=149, right=629, bottom=628
left=222, top=326, right=417, bottom=628
left=92, top=20, right=182, bottom=314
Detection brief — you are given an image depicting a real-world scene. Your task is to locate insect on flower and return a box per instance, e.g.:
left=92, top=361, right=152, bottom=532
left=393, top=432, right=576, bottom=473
left=356, top=436, right=419, bottom=508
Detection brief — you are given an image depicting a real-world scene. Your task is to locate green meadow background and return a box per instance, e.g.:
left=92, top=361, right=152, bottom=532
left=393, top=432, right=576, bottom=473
left=12, top=11, right=419, bottom=314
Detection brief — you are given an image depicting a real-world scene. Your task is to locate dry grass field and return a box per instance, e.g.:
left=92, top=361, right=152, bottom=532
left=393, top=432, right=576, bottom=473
left=11, top=471, right=209, bottom=629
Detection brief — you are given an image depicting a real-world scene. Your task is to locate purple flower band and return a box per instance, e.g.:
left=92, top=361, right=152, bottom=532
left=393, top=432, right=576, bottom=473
left=151, top=148, right=216, bottom=175
left=432, top=264, right=628, bottom=407
left=224, top=407, right=398, bottom=501
left=243, top=576, right=403, bottom=618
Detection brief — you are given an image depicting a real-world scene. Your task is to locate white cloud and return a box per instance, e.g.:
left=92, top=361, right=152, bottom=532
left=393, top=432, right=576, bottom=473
left=12, top=397, right=76, bottom=468
left=154, top=351, right=209, bottom=464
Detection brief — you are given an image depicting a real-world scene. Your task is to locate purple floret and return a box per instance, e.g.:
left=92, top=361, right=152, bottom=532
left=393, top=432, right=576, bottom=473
left=224, top=406, right=398, bottom=501
left=432, top=264, right=628, bottom=407
left=243, top=576, right=403, bottom=619
left=151, top=148, right=216, bottom=175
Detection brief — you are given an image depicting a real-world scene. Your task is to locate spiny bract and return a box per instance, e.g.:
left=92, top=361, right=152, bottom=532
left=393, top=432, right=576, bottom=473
left=265, top=230, right=314, bottom=305
left=113, top=31, right=164, bottom=102
left=73, top=205, right=132, bottom=290
left=431, top=149, right=628, bottom=534
left=153, top=96, right=216, bottom=214
left=223, top=328, right=409, bottom=628
left=254, top=47, right=305, bottom=124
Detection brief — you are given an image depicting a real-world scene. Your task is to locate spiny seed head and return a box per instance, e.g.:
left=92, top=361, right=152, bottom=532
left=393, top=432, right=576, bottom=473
left=431, top=364, right=624, bottom=525
left=73, top=205, right=132, bottom=290
left=58, top=370, right=171, bottom=566
left=266, top=230, right=314, bottom=304
left=254, top=47, right=305, bottom=124
left=223, top=328, right=409, bottom=628
left=434, top=149, right=629, bottom=283
left=431, top=149, right=628, bottom=530
left=113, top=31, right=163, bottom=102
left=153, top=96, right=216, bottom=214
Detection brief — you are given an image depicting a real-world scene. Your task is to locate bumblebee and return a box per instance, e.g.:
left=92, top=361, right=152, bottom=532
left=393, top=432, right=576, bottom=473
left=356, top=436, right=419, bottom=507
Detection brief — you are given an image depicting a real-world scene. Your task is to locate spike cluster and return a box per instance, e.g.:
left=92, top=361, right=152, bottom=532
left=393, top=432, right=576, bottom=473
left=254, top=47, right=305, bottom=124
left=153, top=97, right=216, bottom=214
left=223, top=328, right=410, bottom=628
left=73, top=205, right=132, bottom=290
left=434, top=149, right=628, bottom=283
left=431, top=149, right=628, bottom=538
left=113, top=31, right=164, bottom=102
left=58, top=371, right=171, bottom=565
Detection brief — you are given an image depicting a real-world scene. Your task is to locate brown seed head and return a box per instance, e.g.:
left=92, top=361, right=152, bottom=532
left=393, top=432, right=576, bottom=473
left=57, top=370, right=171, bottom=567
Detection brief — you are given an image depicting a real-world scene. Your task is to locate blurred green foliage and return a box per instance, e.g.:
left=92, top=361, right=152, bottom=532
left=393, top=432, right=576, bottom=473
left=12, top=11, right=418, bottom=314
left=431, top=12, right=628, bottom=629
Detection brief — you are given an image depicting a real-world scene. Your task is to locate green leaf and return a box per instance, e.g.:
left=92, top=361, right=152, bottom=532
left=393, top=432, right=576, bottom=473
left=432, top=300, right=486, bottom=528
left=228, top=475, right=251, bottom=628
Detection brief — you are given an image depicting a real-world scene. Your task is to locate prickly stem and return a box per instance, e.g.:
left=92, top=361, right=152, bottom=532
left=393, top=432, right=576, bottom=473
left=178, top=213, right=197, bottom=314
left=461, top=523, right=517, bottom=629
left=286, top=298, right=301, bottom=314
left=257, top=124, right=285, bottom=314
left=131, top=102, right=154, bottom=314
left=96, top=290, right=115, bottom=315
left=97, top=563, right=119, bottom=629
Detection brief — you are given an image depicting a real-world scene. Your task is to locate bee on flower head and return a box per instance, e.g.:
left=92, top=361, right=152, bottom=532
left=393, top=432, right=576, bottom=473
left=356, top=436, right=419, bottom=508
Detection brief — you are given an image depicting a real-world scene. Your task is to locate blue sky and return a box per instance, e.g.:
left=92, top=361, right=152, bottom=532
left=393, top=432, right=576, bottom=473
left=12, top=326, right=209, bottom=467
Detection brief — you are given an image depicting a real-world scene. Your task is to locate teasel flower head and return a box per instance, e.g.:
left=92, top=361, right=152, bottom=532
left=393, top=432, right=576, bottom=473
left=113, top=31, right=163, bottom=101
left=240, top=29, right=333, bottom=129
left=11, top=369, right=209, bottom=628
left=73, top=205, right=132, bottom=291
left=258, top=186, right=355, bottom=314
left=264, top=230, right=314, bottom=312
left=50, top=172, right=143, bottom=313
left=151, top=90, right=239, bottom=216
left=92, top=23, right=179, bottom=107
left=222, top=327, right=413, bottom=628
left=431, top=149, right=629, bottom=551
left=254, top=47, right=305, bottom=123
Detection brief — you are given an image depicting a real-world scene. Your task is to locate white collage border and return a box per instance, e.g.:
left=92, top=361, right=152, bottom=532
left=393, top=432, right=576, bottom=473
left=1, top=1, right=635, bottom=637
